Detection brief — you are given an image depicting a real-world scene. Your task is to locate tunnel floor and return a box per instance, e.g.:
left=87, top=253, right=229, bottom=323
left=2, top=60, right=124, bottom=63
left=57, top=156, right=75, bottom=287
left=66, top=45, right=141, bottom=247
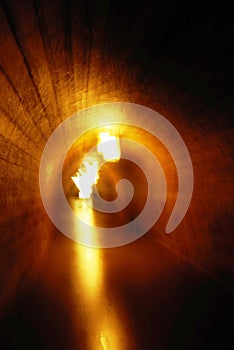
left=0, top=232, right=233, bottom=350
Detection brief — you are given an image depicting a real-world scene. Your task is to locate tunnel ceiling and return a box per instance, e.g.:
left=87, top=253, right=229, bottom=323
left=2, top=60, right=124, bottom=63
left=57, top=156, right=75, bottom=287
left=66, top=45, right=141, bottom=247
left=0, top=0, right=234, bottom=322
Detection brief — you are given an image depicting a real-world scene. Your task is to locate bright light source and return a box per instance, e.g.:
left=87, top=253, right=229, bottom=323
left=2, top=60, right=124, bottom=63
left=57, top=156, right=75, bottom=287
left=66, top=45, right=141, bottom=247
left=71, top=159, right=99, bottom=199
left=71, top=131, right=120, bottom=199
left=97, top=132, right=120, bottom=162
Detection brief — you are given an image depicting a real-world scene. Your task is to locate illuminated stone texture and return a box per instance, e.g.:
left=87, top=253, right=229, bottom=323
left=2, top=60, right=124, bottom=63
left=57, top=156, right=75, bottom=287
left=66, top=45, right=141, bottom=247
left=0, top=1, right=233, bottom=349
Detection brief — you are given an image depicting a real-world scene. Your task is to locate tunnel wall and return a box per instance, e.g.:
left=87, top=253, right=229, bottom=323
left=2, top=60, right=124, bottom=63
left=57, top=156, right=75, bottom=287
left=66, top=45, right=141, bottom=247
left=0, top=0, right=233, bottom=319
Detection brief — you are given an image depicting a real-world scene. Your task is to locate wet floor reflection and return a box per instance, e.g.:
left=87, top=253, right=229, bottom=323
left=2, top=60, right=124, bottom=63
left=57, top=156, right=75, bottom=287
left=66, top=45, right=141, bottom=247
left=4, top=150, right=231, bottom=349
left=71, top=197, right=136, bottom=350
left=3, top=226, right=232, bottom=350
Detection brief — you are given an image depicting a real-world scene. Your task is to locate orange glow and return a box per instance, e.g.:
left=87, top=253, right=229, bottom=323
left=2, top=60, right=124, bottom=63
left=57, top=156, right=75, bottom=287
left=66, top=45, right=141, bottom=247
left=77, top=245, right=102, bottom=300
left=73, top=194, right=102, bottom=299
left=75, top=242, right=132, bottom=350
left=67, top=128, right=134, bottom=348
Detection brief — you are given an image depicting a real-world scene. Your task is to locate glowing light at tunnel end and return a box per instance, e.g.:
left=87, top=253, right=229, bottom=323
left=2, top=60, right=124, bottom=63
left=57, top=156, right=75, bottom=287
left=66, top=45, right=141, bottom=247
left=71, top=131, right=120, bottom=199
left=39, top=102, right=194, bottom=248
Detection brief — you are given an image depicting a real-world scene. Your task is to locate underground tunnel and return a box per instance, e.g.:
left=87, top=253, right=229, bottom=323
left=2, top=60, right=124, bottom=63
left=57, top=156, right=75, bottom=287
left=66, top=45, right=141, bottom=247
left=0, top=1, right=234, bottom=349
